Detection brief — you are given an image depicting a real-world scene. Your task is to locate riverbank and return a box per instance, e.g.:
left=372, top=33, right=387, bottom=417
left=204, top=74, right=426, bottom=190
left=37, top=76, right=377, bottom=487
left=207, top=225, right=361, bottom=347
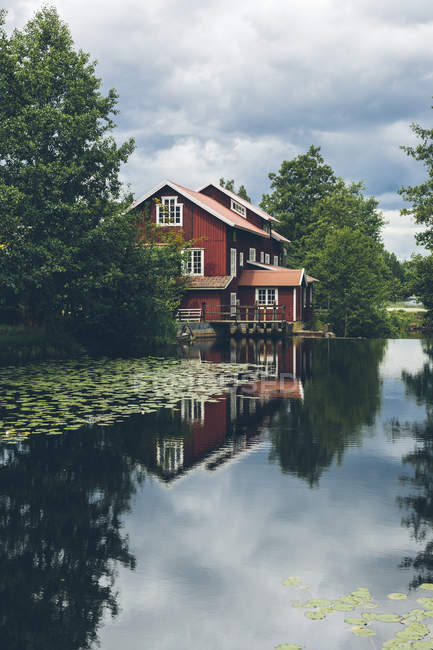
left=0, top=325, right=84, bottom=363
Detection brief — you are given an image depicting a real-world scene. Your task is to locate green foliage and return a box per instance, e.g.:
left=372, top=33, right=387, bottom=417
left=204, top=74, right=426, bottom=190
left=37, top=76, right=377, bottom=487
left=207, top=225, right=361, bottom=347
left=219, top=177, right=251, bottom=202
left=407, top=254, right=433, bottom=318
left=260, top=145, right=337, bottom=265
left=400, top=108, right=433, bottom=250
left=0, top=7, right=183, bottom=348
left=314, top=228, right=390, bottom=337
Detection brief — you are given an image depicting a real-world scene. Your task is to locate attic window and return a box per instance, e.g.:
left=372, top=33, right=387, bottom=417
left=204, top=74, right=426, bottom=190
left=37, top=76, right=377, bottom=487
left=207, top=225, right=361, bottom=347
left=157, top=196, right=183, bottom=226
left=231, top=199, right=246, bottom=218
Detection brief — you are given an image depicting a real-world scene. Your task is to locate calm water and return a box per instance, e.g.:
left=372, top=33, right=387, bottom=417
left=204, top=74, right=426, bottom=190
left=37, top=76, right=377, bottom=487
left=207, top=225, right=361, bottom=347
left=1, top=338, right=433, bottom=649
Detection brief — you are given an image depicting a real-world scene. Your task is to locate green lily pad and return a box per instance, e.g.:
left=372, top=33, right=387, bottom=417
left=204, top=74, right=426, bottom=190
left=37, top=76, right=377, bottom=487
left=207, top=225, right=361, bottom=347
left=373, top=613, right=401, bottom=623
left=417, top=597, right=433, bottom=608
left=344, top=617, right=367, bottom=625
left=275, top=645, right=305, bottom=650
left=351, top=626, right=376, bottom=637
left=420, top=584, right=433, bottom=591
left=304, top=610, right=326, bottom=620
left=387, top=593, right=408, bottom=600
left=305, top=599, right=332, bottom=608
left=282, top=577, right=303, bottom=587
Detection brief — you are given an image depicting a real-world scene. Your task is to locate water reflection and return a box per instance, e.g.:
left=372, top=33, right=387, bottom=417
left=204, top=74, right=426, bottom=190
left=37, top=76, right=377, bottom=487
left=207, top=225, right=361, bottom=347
left=396, top=339, right=433, bottom=589
left=0, top=336, right=398, bottom=649
left=0, top=428, right=139, bottom=650
left=269, top=339, right=387, bottom=485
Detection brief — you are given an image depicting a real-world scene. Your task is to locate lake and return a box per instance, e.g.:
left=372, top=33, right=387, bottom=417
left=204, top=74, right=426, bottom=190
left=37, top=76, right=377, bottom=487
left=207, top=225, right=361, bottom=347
left=1, top=337, right=433, bottom=649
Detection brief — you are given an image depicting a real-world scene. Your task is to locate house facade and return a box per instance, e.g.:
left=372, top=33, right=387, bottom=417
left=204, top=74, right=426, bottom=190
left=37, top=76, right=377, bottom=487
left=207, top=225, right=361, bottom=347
left=129, top=180, right=316, bottom=323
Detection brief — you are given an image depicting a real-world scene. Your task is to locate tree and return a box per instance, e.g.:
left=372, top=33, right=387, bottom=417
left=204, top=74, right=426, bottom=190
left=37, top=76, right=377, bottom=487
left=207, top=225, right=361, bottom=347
left=399, top=108, right=433, bottom=250
left=0, top=7, right=184, bottom=345
left=315, top=228, right=390, bottom=337
left=219, top=177, right=251, bottom=202
left=260, top=145, right=337, bottom=264
left=303, top=179, right=385, bottom=271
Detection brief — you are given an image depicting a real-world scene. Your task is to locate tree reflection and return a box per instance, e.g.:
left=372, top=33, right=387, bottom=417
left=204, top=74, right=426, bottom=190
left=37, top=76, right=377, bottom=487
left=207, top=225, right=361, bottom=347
left=0, top=426, right=143, bottom=650
left=397, top=340, right=433, bottom=588
left=268, top=339, right=387, bottom=486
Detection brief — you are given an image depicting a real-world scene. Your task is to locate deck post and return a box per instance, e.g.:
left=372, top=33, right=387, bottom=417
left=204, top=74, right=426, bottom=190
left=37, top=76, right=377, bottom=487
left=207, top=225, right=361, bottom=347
left=236, top=299, right=240, bottom=322
left=254, top=301, right=259, bottom=323
left=202, top=302, right=206, bottom=322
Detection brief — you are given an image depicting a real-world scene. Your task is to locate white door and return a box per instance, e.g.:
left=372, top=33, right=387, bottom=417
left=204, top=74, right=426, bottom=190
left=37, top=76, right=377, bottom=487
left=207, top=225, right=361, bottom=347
left=230, top=292, right=237, bottom=317
left=230, top=248, right=237, bottom=276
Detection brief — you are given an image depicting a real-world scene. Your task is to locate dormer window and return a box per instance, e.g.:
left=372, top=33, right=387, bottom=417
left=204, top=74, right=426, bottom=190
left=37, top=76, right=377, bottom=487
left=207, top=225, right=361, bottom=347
left=231, top=199, right=246, bottom=218
left=157, top=196, right=183, bottom=226
left=263, top=223, right=270, bottom=234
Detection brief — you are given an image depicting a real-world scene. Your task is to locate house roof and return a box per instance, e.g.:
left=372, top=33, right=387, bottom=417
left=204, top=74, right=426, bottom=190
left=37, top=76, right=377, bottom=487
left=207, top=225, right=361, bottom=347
left=238, top=269, right=306, bottom=287
left=186, top=276, right=234, bottom=290
left=128, top=179, right=271, bottom=240
left=306, top=275, right=319, bottom=283
left=271, top=230, right=290, bottom=243
left=197, top=182, right=280, bottom=223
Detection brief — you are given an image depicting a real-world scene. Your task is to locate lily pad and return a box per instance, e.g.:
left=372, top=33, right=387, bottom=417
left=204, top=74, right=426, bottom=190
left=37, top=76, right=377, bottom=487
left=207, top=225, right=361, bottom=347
left=351, top=626, right=376, bottom=637
left=344, top=617, right=367, bottom=625
left=304, top=610, right=326, bottom=620
left=420, top=584, right=433, bottom=591
left=388, top=593, right=408, bottom=600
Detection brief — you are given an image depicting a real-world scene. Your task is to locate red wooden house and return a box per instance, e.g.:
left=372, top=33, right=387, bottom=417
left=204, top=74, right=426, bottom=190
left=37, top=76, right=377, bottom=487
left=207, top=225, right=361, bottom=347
left=129, top=180, right=317, bottom=323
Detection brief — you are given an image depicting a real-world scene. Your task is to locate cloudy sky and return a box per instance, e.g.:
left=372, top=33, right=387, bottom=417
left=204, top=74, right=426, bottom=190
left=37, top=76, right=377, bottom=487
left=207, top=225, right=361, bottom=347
left=4, top=0, right=433, bottom=258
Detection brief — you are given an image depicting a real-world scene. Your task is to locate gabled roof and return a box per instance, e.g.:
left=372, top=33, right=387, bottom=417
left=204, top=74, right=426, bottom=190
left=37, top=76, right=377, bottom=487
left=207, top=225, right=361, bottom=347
left=128, top=180, right=271, bottom=240
left=197, top=182, right=280, bottom=223
left=271, top=230, right=290, bottom=243
left=238, top=269, right=306, bottom=287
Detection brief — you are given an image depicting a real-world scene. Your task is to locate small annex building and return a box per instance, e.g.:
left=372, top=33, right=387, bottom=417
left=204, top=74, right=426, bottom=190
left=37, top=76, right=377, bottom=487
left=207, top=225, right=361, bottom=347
left=129, top=180, right=317, bottom=324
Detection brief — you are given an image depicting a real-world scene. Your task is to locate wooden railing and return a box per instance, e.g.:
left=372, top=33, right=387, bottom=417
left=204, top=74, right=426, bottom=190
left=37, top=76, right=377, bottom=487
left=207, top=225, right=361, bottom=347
left=176, top=308, right=202, bottom=322
left=202, top=304, right=287, bottom=322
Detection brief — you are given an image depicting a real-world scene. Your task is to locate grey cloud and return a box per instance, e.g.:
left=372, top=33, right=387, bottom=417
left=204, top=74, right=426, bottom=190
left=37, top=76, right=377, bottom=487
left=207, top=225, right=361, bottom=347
left=5, top=0, right=433, bottom=255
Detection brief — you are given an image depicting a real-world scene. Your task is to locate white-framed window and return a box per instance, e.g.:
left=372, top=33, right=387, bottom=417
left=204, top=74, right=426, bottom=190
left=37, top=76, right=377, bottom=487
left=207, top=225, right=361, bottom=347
left=273, top=255, right=279, bottom=266
left=249, top=248, right=256, bottom=262
left=256, top=288, right=278, bottom=305
left=156, top=196, right=183, bottom=226
left=239, top=252, right=244, bottom=266
left=263, top=223, right=270, bottom=234
left=184, top=248, right=204, bottom=275
left=260, top=251, right=264, bottom=263
left=265, top=253, right=270, bottom=264
left=230, top=248, right=237, bottom=276
left=156, top=439, right=184, bottom=473
left=231, top=199, right=246, bottom=218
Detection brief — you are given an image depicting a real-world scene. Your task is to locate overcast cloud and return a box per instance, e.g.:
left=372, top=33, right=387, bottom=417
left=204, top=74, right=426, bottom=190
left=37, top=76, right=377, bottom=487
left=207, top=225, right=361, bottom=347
left=4, top=0, right=433, bottom=257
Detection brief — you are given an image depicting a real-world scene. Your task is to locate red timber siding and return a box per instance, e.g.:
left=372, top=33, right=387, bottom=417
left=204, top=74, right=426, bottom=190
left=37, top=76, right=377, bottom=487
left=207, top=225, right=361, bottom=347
left=140, top=184, right=227, bottom=275
left=183, top=399, right=228, bottom=464
left=227, top=228, right=283, bottom=275
left=237, top=287, right=299, bottom=321
left=200, top=185, right=265, bottom=230
left=181, top=291, right=222, bottom=314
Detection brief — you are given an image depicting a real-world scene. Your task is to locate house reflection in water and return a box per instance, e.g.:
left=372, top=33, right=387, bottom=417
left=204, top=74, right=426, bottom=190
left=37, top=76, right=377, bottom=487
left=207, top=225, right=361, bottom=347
left=153, top=338, right=312, bottom=483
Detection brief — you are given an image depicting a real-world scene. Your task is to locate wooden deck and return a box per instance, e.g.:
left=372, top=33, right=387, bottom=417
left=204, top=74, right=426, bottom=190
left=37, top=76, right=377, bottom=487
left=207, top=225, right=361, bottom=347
left=177, top=304, right=292, bottom=338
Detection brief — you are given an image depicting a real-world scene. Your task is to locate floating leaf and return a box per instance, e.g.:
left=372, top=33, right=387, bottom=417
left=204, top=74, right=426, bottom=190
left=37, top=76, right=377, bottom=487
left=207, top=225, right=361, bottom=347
left=275, top=645, right=305, bottom=650
left=304, top=610, right=325, bottom=620
left=373, top=613, right=401, bottom=623
left=417, top=597, right=433, bottom=609
left=420, top=584, right=433, bottom=591
left=344, top=617, right=367, bottom=625
left=305, top=599, right=332, bottom=608
left=282, top=577, right=303, bottom=587
left=387, top=593, right=408, bottom=600
left=351, top=626, right=376, bottom=637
